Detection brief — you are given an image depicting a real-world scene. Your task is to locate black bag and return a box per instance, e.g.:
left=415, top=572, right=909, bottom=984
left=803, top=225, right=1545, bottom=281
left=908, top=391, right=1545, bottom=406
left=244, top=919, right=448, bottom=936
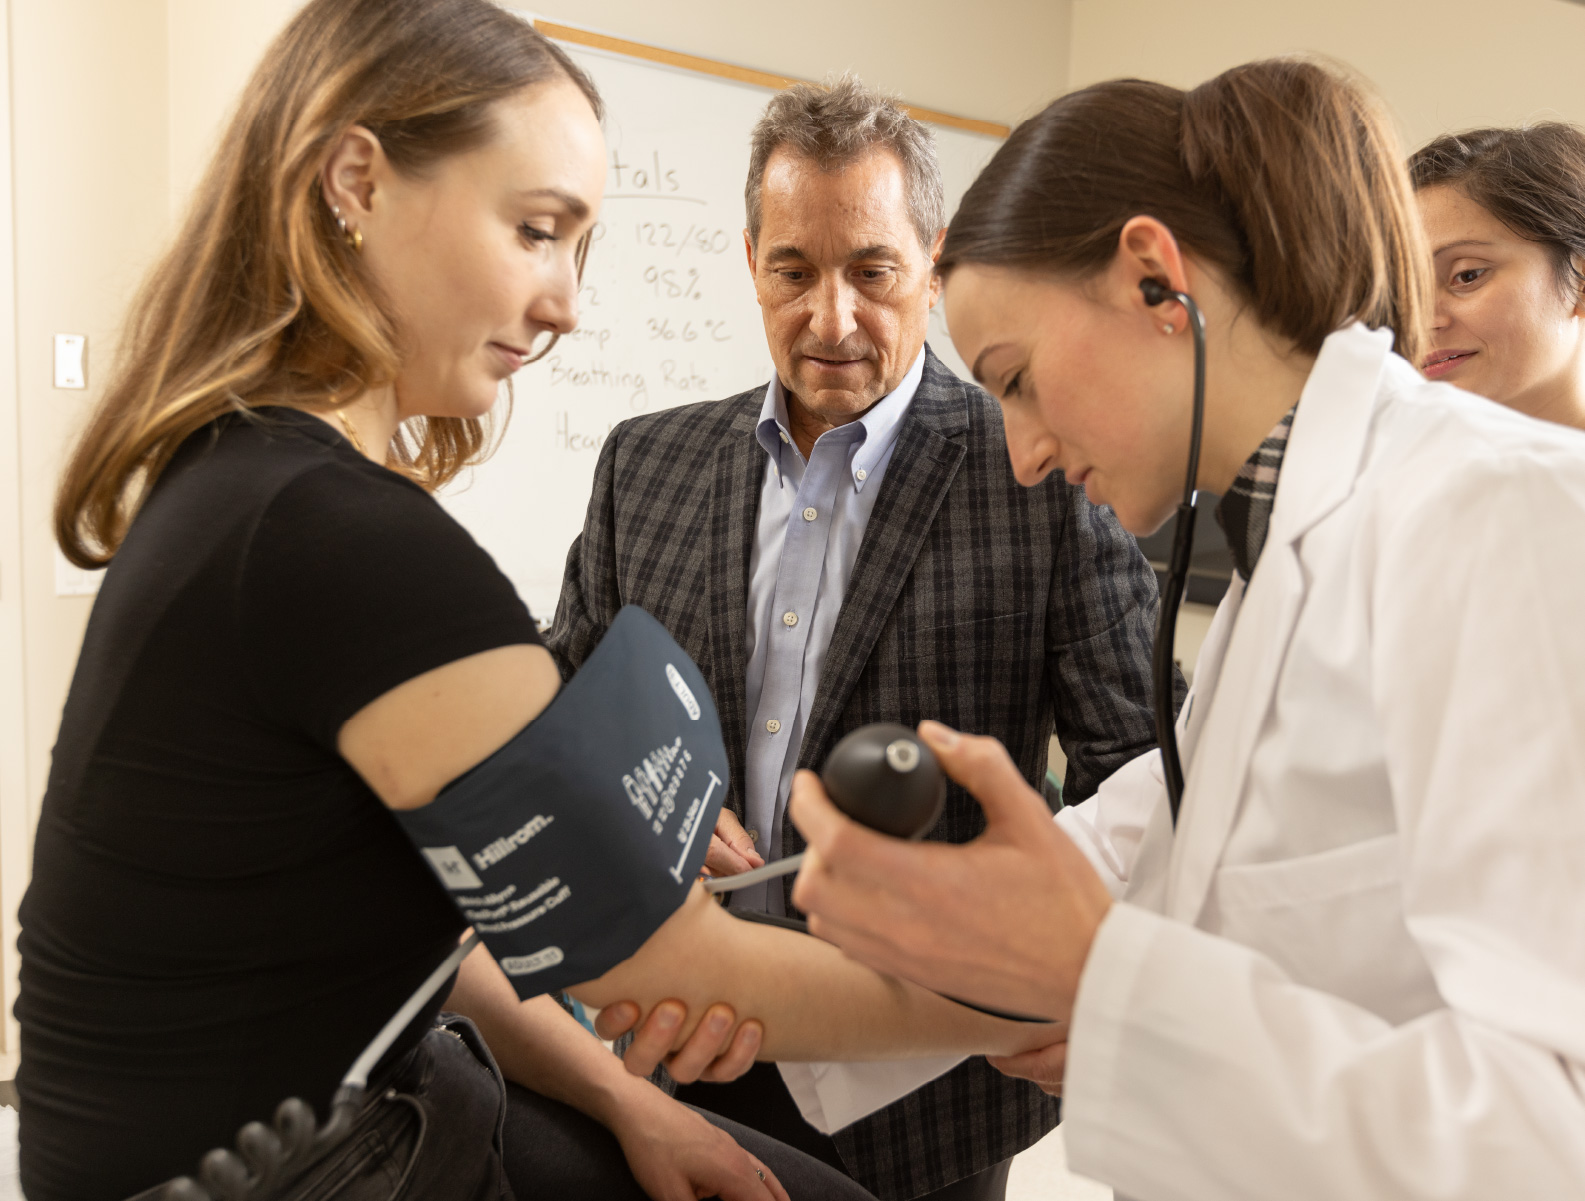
left=133, top=1015, right=511, bottom=1201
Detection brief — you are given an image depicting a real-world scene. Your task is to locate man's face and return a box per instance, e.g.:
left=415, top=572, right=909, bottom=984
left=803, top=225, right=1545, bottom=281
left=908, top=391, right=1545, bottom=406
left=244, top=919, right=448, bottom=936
left=746, top=147, right=943, bottom=424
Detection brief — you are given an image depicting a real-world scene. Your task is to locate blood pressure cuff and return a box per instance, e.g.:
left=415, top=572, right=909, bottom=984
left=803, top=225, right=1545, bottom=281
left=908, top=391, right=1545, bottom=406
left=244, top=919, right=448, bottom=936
left=396, top=605, right=728, bottom=999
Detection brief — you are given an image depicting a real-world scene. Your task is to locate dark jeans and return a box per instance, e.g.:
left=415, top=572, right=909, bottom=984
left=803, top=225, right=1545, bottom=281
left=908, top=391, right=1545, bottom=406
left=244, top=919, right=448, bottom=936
left=503, top=1082, right=877, bottom=1200
left=137, top=1015, right=875, bottom=1201
left=675, top=1063, right=1014, bottom=1201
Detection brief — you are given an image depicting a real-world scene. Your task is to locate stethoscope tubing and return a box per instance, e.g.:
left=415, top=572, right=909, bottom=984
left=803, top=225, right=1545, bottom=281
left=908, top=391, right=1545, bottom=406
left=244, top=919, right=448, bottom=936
left=703, top=852, right=806, bottom=894
left=1142, top=284, right=1207, bottom=827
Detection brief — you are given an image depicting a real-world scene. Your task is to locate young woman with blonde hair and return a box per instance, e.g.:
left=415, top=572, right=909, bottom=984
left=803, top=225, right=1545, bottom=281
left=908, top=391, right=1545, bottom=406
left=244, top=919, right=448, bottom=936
left=24, top=1, right=877, bottom=1197
left=24, top=1, right=1073, bottom=1195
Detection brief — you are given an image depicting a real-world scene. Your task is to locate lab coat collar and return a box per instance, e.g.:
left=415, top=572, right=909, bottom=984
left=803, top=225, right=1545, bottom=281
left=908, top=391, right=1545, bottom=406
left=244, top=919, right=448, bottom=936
left=1164, top=323, right=1395, bottom=924
left=1265, top=324, right=1395, bottom=554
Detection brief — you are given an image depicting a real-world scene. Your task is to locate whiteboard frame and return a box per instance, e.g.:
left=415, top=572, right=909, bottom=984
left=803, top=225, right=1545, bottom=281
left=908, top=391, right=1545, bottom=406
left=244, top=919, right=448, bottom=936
left=528, top=16, right=1012, bottom=139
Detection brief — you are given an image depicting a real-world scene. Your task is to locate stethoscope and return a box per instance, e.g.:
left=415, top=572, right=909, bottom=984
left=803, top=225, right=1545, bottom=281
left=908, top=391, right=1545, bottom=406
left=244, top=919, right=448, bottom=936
left=1138, top=277, right=1207, bottom=827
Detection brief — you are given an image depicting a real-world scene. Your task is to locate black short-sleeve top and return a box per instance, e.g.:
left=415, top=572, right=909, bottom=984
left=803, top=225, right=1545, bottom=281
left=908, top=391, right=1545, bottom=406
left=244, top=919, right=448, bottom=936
left=16, top=407, right=542, bottom=1201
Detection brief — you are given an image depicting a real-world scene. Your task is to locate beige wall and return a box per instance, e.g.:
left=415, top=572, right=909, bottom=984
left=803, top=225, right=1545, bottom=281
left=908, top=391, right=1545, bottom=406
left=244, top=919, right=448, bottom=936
left=0, top=0, right=169, bottom=1067
left=167, top=0, right=306, bottom=211
left=529, top=1, right=1069, bottom=128
left=1069, top=0, right=1585, bottom=153
left=0, top=0, right=25, bottom=1077
left=166, top=1, right=1072, bottom=202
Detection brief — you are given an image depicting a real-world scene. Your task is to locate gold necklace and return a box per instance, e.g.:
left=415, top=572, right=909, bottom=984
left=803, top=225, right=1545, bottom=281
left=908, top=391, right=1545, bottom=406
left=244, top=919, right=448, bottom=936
left=335, top=409, right=368, bottom=457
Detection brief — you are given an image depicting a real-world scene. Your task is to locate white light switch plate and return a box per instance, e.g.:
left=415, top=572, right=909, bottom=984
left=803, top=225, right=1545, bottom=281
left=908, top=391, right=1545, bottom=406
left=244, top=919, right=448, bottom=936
left=54, top=333, right=86, bottom=389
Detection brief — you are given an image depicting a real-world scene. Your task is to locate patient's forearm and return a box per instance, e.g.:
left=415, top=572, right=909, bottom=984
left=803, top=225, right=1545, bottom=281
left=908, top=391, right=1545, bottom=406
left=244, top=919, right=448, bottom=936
left=449, top=942, right=648, bottom=1127
left=569, top=885, right=1061, bottom=1062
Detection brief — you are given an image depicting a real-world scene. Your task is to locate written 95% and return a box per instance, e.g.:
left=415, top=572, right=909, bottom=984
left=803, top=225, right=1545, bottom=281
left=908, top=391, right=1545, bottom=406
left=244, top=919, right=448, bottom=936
left=646, top=317, right=731, bottom=343
left=642, top=265, right=704, bottom=301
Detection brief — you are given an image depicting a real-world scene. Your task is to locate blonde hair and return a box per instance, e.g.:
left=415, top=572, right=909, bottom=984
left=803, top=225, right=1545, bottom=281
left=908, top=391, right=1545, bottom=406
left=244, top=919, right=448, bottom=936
left=56, top=0, right=600, bottom=568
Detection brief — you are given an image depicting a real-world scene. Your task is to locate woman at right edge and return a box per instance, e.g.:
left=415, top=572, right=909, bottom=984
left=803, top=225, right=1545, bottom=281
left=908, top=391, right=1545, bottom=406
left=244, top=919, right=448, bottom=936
left=1411, top=122, right=1585, bottom=431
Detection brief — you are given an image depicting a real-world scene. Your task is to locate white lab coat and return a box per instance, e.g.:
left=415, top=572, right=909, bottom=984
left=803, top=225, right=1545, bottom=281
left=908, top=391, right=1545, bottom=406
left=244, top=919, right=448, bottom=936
left=782, top=324, right=1585, bottom=1197
left=1055, top=324, right=1585, bottom=1199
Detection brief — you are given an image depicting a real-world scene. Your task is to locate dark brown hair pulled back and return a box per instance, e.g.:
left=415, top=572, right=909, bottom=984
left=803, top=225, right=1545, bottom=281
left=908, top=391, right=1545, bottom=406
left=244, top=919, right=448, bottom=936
left=940, top=58, right=1429, bottom=365
left=1410, top=123, right=1585, bottom=297
left=56, top=0, right=601, bottom=568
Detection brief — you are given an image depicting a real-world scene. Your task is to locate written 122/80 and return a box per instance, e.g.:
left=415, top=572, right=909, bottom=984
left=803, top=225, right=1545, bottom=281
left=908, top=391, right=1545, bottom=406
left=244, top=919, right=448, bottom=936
left=634, top=222, right=733, bottom=256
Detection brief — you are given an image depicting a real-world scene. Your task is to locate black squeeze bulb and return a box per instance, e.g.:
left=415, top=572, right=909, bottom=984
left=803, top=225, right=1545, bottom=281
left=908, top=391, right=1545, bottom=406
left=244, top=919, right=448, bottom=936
left=820, top=723, right=946, bottom=840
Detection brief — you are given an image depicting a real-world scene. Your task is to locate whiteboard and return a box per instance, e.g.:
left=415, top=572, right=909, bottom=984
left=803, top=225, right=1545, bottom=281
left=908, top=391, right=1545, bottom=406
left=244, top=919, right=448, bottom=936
left=439, top=31, right=1002, bottom=619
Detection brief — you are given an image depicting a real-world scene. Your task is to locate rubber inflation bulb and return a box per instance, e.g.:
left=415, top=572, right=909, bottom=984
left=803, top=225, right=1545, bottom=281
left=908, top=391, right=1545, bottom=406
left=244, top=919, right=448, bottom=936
left=820, top=723, right=946, bottom=839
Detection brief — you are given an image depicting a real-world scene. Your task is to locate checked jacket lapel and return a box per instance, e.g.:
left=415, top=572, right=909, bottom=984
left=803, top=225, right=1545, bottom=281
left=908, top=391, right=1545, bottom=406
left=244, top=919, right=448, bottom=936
left=702, top=400, right=765, bottom=819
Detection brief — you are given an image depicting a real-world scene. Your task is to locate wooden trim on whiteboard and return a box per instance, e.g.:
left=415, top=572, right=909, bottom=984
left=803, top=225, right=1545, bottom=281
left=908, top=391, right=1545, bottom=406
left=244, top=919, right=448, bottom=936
left=533, top=20, right=1010, bottom=139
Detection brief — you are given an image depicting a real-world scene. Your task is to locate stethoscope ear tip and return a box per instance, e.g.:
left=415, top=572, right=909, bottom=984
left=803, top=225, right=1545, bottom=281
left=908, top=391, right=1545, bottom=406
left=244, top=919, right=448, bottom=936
left=1139, top=278, right=1171, bottom=306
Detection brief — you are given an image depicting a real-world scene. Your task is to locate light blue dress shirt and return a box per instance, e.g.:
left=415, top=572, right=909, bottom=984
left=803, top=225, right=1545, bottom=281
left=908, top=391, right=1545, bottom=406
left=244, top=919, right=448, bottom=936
left=736, top=349, right=926, bottom=913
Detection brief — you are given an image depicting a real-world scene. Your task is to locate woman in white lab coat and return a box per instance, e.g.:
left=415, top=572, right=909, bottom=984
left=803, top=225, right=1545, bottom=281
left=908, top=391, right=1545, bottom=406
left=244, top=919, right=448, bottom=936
left=785, top=58, right=1585, bottom=1199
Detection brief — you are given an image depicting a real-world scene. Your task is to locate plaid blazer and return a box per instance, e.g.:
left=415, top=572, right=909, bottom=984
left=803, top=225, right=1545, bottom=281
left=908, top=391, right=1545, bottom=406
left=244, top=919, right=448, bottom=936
left=547, top=346, right=1166, bottom=1199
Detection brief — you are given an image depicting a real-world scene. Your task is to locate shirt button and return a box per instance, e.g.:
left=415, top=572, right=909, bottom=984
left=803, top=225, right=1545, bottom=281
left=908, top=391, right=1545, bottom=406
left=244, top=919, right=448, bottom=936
left=779, top=430, right=790, bottom=444
left=803, top=506, right=818, bottom=522
left=855, top=468, right=868, bottom=482
left=765, top=718, right=781, bottom=734
left=746, top=828, right=760, bottom=843
left=782, top=611, right=798, bottom=627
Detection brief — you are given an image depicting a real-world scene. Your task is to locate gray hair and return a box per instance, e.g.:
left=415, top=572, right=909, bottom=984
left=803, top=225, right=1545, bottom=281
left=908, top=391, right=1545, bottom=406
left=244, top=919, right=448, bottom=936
left=745, top=73, right=945, bottom=250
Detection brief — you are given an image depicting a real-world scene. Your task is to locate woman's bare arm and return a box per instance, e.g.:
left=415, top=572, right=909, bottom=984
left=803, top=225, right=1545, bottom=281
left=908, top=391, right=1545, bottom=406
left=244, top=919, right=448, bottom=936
left=335, top=649, right=1058, bottom=1069
left=334, top=643, right=756, bottom=1071
left=571, top=884, right=1064, bottom=1064
left=337, top=643, right=561, bottom=810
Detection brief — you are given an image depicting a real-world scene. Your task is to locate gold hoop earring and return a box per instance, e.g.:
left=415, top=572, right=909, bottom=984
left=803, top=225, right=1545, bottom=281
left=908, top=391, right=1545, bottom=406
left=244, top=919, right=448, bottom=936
left=330, top=203, right=362, bottom=252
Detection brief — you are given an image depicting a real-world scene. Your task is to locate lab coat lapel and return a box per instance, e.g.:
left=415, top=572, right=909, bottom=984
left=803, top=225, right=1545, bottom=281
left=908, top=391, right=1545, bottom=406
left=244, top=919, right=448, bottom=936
left=1123, top=575, right=1244, bottom=913
left=1164, top=325, right=1394, bottom=923
left=799, top=357, right=970, bottom=765
left=704, top=402, right=765, bottom=815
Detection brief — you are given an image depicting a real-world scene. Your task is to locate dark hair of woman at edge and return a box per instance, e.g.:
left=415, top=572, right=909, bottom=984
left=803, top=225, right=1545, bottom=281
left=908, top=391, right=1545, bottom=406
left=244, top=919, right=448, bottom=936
left=53, top=0, right=597, bottom=570
left=937, top=56, right=1430, bottom=367
left=1410, top=123, right=1585, bottom=295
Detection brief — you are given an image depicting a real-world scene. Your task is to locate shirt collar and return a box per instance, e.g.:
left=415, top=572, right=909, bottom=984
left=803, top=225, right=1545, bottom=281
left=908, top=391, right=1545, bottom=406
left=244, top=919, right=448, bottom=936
left=1214, top=404, right=1296, bottom=581
left=755, top=348, right=926, bottom=491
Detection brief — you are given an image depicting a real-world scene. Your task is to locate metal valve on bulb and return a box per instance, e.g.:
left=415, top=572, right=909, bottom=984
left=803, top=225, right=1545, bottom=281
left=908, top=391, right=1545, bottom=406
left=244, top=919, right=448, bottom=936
left=818, top=723, right=947, bottom=839
left=703, top=722, right=946, bottom=897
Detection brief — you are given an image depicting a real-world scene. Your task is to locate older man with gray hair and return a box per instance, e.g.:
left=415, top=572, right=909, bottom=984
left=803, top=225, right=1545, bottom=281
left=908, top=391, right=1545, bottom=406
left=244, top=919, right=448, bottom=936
left=548, top=76, right=1169, bottom=1201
